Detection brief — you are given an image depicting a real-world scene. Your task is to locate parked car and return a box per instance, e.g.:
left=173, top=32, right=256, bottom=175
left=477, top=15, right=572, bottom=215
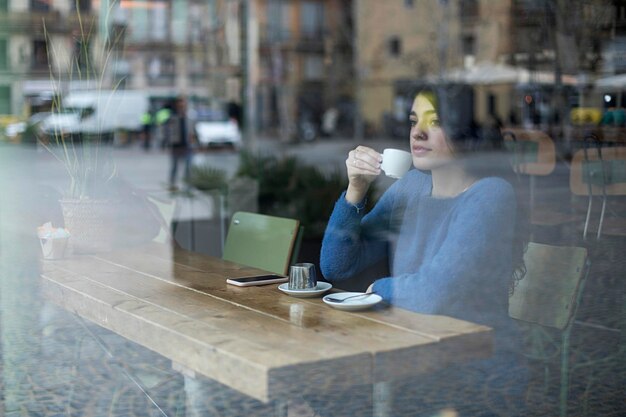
left=4, top=112, right=51, bottom=144
left=40, top=90, right=149, bottom=139
left=4, top=120, right=26, bottom=139
left=194, top=109, right=242, bottom=150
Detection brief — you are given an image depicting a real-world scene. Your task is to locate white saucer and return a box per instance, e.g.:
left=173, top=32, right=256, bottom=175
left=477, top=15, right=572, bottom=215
left=278, top=281, right=333, bottom=298
left=322, top=292, right=383, bottom=311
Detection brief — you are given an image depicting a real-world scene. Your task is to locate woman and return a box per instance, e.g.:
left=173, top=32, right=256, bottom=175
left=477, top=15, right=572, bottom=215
left=319, top=89, right=529, bottom=415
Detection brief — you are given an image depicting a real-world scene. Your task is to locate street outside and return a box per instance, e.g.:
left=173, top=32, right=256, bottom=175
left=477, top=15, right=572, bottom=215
left=124, top=136, right=403, bottom=192
left=18, top=136, right=403, bottom=193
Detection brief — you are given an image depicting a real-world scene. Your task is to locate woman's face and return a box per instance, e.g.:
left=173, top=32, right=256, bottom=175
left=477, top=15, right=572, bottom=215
left=409, top=93, right=455, bottom=171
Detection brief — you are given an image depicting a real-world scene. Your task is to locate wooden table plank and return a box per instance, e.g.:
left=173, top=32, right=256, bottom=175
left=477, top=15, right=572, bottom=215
left=41, top=245, right=492, bottom=402
left=41, top=261, right=428, bottom=400
left=42, top=266, right=373, bottom=401
left=43, top=257, right=435, bottom=352
left=42, top=260, right=450, bottom=380
left=99, top=246, right=490, bottom=340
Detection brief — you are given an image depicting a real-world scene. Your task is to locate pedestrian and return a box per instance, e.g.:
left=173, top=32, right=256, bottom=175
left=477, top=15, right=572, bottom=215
left=155, top=104, right=173, bottom=149
left=167, top=96, right=193, bottom=190
left=227, top=100, right=242, bottom=129
left=319, top=87, right=529, bottom=415
left=141, top=108, right=154, bottom=151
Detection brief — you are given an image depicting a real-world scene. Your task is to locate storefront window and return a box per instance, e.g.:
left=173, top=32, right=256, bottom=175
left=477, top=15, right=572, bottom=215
left=301, top=1, right=324, bottom=39
left=0, top=4, right=624, bottom=417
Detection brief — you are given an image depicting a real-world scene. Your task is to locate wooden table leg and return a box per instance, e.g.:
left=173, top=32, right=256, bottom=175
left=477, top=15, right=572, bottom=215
left=182, top=372, right=209, bottom=417
left=373, top=381, right=393, bottom=417
left=179, top=362, right=289, bottom=417
left=273, top=399, right=288, bottom=417
left=174, top=362, right=214, bottom=417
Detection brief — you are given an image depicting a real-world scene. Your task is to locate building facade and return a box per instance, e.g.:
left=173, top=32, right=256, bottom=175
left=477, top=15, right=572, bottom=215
left=107, top=0, right=242, bottom=104
left=0, top=0, right=91, bottom=116
left=1, top=0, right=354, bottom=140
left=355, top=0, right=624, bottom=134
left=0, top=0, right=241, bottom=118
left=355, top=0, right=517, bottom=133
left=247, top=0, right=354, bottom=139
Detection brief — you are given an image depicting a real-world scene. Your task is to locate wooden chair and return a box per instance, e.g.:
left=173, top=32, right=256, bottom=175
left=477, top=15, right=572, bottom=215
left=509, top=242, right=590, bottom=417
left=222, top=211, right=303, bottom=275
left=503, top=129, right=581, bottom=230
left=148, top=189, right=231, bottom=255
left=503, top=128, right=557, bottom=178
left=570, top=139, right=626, bottom=240
left=146, top=193, right=178, bottom=245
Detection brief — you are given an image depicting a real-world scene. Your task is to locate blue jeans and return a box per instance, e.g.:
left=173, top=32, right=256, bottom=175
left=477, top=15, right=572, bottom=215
left=170, top=148, right=191, bottom=186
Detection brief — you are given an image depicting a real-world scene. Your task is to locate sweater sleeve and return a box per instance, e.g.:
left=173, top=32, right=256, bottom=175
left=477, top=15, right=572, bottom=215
left=320, top=171, right=424, bottom=281
left=319, top=191, right=392, bottom=280
left=372, top=178, right=517, bottom=318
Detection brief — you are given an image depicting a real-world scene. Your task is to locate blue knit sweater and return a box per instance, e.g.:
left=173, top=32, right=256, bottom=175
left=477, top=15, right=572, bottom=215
left=320, top=169, right=518, bottom=331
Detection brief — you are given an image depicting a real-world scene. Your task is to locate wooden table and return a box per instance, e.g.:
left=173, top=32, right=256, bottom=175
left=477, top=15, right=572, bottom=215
left=41, top=244, right=492, bottom=414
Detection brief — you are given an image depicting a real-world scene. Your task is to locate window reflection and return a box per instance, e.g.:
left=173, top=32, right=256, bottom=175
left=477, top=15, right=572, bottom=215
left=0, top=1, right=625, bottom=417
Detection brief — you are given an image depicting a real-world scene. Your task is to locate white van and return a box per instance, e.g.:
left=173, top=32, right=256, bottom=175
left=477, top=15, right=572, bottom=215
left=41, top=90, right=149, bottom=137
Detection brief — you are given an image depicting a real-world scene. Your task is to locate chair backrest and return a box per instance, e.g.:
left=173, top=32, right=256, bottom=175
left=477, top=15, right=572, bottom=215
left=570, top=145, right=626, bottom=196
left=146, top=194, right=177, bottom=244
left=509, top=242, right=588, bottom=330
left=502, top=128, right=556, bottom=176
left=222, top=211, right=302, bottom=276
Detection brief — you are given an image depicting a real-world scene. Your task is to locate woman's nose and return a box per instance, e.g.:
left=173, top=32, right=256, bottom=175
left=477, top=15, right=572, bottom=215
left=411, top=124, right=426, bottom=140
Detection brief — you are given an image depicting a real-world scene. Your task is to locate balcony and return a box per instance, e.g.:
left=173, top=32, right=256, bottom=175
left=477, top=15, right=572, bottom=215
left=190, top=73, right=208, bottom=87
left=259, top=26, right=294, bottom=49
left=297, top=29, right=326, bottom=53
left=0, top=11, right=95, bottom=34
left=512, top=1, right=546, bottom=27
left=459, top=0, right=479, bottom=26
left=147, top=73, right=176, bottom=87
left=27, top=64, right=51, bottom=77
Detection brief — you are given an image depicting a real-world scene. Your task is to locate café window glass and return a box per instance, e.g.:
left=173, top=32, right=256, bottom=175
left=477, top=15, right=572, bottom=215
left=0, top=39, right=7, bottom=70
left=150, top=0, right=170, bottom=42
left=388, top=36, right=402, bottom=58
left=460, top=0, right=479, bottom=20
left=30, top=0, right=49, bottom=12
left=147, top=55, right=175, bottom=86
left=303, top=54, right=324, bottom=80
left=268, top=0, right=291, bottom=41
left=32, top=40, right=48, bottom=70
left=301, top=1, right=325, bottom=39
left=73, top=39, right=90, bottom=72
left=189, top=2, right=205, bottom=43
left=0, top=86, right=10, bottom=114
left=462, top=34, right=476, bottom=56
left=72, top=0, right=91, bottom=12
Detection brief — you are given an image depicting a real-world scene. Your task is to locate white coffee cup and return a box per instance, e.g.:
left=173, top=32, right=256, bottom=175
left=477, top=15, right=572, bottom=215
left=381, top=149, right=412, bottom=179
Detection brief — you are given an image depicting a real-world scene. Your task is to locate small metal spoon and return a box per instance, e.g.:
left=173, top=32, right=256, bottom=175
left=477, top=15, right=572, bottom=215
left=324, top=293, right=373, bottom=303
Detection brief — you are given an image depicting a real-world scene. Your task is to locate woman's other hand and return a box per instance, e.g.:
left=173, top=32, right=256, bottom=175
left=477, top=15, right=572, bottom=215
left=345, top=146, right=382, bottom=204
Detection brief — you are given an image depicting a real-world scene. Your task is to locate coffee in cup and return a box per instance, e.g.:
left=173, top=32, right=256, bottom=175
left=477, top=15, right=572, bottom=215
left=381, top=148, right=412, bottom=179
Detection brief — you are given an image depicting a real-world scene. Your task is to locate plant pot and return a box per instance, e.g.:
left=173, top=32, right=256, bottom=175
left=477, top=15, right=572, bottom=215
left=60, top=199, right=121, bottom=254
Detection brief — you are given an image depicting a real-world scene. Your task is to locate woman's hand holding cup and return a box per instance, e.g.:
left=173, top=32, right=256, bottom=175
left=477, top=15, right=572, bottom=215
left=345, top=146, right=382, bottom=204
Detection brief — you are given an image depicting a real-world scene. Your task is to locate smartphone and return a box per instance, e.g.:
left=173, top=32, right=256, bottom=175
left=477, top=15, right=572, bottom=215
left=226, top=274, right=288, bottom=287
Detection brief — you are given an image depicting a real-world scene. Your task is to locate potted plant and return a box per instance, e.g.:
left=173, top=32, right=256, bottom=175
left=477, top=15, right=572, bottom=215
left=186, top=165, right=229, bottom=195
left=41, top=132, right=122, bottom=253
left=38, top=12, right=128, bottom=253
left=187, top=164, right=259, bottom=215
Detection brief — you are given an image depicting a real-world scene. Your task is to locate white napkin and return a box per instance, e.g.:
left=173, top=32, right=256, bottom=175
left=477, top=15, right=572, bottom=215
left=37, top=222, right=71, bottom=239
